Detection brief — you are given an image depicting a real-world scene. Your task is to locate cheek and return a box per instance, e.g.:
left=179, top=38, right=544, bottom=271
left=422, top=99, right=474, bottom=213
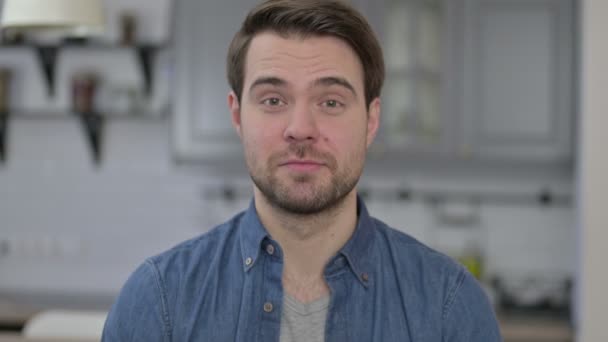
left=242, top=116, right=285, bottom=154
left=259, top=120, right=284, bottom=147
left=320, top=120, right=367, bottom=153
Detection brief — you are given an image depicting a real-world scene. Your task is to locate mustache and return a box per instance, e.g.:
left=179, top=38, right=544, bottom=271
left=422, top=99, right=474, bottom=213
left=270, top=144, right=337, bottom=170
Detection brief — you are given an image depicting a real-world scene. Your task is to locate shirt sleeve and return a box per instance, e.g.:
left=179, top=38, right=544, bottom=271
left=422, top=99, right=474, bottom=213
left=102, top=259, right=171, bottom=342
left=442, top=270, right=503, bottom=342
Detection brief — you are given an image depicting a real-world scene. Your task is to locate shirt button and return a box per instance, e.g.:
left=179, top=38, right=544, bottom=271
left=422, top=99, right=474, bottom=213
left=263, top=302, right=274, bottom=313
left=266, top=244, right=275, bottom=255
left=245, top=257, right=253, bottom=266
left=361, top=273, right=369, bottom=282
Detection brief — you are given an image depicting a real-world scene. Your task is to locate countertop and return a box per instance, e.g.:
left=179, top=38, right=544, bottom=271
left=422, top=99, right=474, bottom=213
left=499, top=314, right=573, bottom=342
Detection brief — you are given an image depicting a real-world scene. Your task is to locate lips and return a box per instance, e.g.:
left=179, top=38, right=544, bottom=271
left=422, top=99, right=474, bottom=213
left=280, top=160, right=324, bottom=172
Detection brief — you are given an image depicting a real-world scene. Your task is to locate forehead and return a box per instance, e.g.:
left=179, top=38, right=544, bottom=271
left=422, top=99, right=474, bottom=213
left=243, top=31, right=364, bottom=92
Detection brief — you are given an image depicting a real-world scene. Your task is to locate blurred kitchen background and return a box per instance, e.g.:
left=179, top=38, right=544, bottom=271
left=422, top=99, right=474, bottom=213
left=0, top=0, right=606, bottom=341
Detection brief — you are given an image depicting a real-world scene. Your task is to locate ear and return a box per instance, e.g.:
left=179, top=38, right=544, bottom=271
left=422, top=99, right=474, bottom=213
left=366, top=97, right=381, bottom=148
left=228, top=91, right=242, bottom=138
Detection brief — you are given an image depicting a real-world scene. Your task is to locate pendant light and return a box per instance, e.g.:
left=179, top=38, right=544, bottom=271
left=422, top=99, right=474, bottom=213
left=0, top=0, right=105, bottom=36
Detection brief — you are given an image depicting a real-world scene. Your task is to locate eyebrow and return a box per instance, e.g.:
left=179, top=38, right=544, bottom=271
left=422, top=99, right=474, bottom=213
left=248, top=75, right=358, bottom=98
left=249, top=76, right=287, bottom=95
left=313, top=76, right=358, bottom=98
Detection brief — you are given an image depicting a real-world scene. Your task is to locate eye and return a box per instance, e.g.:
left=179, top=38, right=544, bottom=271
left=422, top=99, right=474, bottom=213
left=261, top=97, right=286, bottom=106
left=320, top=99, right=345, bottom=112
left=324, top=100, right=341, bottom=108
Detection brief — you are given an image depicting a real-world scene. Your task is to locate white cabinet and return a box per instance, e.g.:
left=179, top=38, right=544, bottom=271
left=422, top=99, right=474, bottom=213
left=173, top=0, right=257, bottom=162
left=366, top=0, right=575, bottom=163
left=363, top=0, right=455, bottom=156
left=380, top=0, right=448, bottom=152
left=459, top=0, right=575, bottom=162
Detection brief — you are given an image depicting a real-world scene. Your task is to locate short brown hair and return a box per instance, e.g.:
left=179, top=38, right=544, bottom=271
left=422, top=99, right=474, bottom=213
left=227, top=0, right=385, bottom=107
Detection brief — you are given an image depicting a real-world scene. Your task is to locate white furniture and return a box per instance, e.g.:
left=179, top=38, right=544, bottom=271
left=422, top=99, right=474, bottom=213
left=459, top=0, right=574, bottom=162
left=22, top=310, right=107, bottom=340
left=172, top=0, right=258, bottom=163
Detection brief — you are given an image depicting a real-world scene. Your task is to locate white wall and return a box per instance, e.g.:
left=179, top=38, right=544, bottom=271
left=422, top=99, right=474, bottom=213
left=0, top=118, right=211, bottom=295
left=577, top=1, right=608, bottom=341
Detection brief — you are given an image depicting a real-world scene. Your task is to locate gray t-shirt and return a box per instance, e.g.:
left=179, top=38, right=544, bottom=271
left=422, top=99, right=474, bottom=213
left=279, top=294, right=330, bottom=342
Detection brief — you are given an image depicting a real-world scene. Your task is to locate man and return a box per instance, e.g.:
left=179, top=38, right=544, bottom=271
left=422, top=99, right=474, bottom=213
left=103, top=0, right=502, bottom=341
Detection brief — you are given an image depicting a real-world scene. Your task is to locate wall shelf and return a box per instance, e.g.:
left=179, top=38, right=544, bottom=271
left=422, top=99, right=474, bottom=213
left=0, top=110, right=169, bottom=165
left=0, top=42, right=166, bottom=97
left=0, top=39, right=168, bottom=165
left=6, top=110, right=169, bottom=120
left=202, top=183, right=573, bottom=208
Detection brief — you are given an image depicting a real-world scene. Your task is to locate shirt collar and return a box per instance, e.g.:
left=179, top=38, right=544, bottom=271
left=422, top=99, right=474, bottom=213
left=238, top=195, right=376, bottom=287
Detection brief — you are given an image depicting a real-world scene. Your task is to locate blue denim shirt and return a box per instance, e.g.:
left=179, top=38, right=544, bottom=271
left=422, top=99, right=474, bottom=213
left=103, top=198, right=502, bottom=341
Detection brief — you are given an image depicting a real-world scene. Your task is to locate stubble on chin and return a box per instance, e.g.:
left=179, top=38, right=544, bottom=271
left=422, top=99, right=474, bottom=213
left=247, top=143, right=362, bottom=215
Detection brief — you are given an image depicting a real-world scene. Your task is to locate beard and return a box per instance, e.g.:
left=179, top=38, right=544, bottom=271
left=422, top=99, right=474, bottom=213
left=246, top=143, right=364, bottom=215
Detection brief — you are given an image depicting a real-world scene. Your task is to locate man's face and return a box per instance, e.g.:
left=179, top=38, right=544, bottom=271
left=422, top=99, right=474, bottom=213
left=229, top=32, right=380, bottom=215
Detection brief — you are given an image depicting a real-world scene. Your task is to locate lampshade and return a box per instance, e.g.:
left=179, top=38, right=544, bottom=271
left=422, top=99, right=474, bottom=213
left=0, top=0, right=104, bottom=35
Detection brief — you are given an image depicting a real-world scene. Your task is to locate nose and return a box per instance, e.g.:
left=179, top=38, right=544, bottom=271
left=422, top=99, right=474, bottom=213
left=283, top=104, right=320, bottom=143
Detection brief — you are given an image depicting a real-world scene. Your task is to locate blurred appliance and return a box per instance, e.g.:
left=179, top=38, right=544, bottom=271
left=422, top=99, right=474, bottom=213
left=492, top=274, right=572, bottom=316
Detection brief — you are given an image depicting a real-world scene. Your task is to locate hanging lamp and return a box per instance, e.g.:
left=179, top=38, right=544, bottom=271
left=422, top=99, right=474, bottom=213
left=0, top=0, right=104, bottom=36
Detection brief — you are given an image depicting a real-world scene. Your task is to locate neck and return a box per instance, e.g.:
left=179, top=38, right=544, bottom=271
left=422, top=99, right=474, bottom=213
left=254, top=187, right=359, bottom=301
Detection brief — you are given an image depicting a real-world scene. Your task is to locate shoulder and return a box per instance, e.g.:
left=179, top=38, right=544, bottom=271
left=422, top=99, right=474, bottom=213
left=371, top=217, right=463, bottom=277
left=369, top=217, right=501, bottom=340
left=103, top=211, right=247, bottom=340
left=369, top=217, right=471, bottom=307
left=148, top=210, right=246, bottom=275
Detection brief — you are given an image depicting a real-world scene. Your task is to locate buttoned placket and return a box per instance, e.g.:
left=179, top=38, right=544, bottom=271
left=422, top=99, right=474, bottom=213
left=322, top=251, right=374, bottom=342
left=257, top=240, right=284, bottom=342
left=323, top=255, right=352, bottom=342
